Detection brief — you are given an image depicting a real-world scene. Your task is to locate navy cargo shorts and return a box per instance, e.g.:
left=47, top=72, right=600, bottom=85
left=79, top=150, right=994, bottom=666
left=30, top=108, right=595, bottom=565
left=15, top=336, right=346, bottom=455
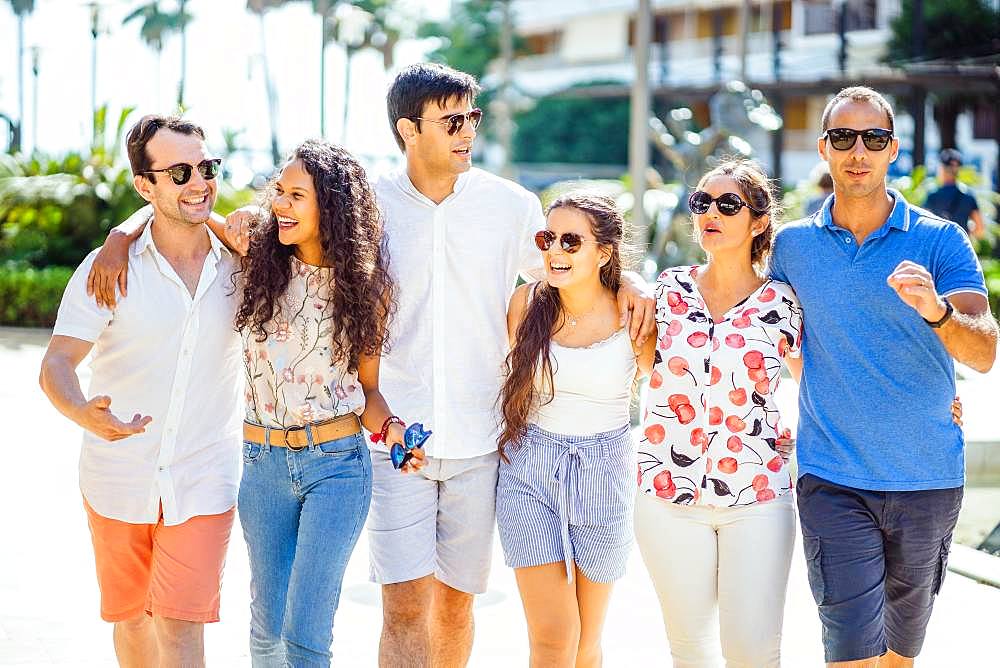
left=796, top=473, right=963, bottom=663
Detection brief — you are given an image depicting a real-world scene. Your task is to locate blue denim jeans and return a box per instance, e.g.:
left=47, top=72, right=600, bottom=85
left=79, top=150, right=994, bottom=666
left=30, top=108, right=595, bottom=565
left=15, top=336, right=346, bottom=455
left=238, top=429, right=372, bottom=668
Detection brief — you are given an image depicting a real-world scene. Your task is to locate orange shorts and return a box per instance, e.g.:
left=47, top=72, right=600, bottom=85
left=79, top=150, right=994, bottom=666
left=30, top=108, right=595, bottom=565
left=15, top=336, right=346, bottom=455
left=83, top=499, right=235, bottom=623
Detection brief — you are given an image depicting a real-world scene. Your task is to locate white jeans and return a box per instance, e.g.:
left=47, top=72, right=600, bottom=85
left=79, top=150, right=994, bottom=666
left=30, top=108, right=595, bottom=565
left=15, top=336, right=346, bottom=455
left=634, top=491, right=796, bottom=668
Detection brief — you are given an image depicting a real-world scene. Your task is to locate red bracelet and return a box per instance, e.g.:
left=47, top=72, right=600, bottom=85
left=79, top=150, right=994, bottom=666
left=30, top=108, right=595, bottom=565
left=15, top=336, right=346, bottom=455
left=370, top=415, right=405, bottom=443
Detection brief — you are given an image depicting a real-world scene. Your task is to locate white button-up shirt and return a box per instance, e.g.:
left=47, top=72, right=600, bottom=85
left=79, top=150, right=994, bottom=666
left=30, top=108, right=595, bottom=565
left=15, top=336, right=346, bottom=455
left=53, top=221, right=243, bottom=525
left=376, top=167, right=545, bottom=459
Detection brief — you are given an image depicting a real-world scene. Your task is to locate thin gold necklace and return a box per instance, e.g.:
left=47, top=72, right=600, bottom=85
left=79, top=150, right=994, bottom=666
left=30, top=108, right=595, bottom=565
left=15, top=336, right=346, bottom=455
left=563, top=302, right=598, bottom=327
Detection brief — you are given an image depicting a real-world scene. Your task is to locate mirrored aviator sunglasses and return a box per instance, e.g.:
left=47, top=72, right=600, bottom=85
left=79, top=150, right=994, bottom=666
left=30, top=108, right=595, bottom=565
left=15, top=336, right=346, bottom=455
left=143, top=158, right=222, bottom=185
left=688, top=190, right=762, bottom=216
left=415, top=108, right=483, bottom=135
left=534, top=230, right=599, bottom=253
left=824, top=128, right=893, bottom=151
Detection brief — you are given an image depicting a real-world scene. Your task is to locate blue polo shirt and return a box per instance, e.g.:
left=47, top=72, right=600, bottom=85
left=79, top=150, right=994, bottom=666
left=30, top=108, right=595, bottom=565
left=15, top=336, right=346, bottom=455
left=770, top=189, right=987, bottom=491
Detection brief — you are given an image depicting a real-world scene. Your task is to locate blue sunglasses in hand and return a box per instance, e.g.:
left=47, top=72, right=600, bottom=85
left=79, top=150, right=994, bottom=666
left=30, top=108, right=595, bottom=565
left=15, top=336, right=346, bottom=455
left=390, top=423, right=433, bottom=470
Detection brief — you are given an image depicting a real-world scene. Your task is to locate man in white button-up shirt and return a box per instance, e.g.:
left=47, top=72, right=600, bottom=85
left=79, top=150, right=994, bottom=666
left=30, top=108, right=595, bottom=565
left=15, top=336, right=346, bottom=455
left=39, top=116, right=242, bottom=668
left=368, top=64, right=655, bottom=668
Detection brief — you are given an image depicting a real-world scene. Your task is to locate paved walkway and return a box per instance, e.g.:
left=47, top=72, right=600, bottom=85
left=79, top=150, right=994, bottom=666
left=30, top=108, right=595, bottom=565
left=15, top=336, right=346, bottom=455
left=1, top=327, right=998, bottom=666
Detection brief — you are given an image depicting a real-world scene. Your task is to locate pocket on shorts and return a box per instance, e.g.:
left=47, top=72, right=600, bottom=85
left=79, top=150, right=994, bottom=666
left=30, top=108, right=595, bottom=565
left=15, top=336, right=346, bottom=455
left=933, top=538, right=951, bottom=595
left=576, top=445, right=633, bottom=526
left=803, top=535, right=827, bottom=606
left=242, top=440, right=264, bottom=464
left=316, top=432, right=364, bottom=458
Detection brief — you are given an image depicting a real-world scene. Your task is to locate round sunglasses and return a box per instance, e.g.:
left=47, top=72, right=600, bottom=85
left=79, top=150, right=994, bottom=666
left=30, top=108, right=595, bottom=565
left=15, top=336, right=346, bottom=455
left=141, top=158, right=222, bottom=186
left=688, top=190, right=765, bottom=217
left=823, top=128, right=893, bottom=152
left=412, top=108, right=483, bottom=135
left=534, top=230, right=602, bottom=253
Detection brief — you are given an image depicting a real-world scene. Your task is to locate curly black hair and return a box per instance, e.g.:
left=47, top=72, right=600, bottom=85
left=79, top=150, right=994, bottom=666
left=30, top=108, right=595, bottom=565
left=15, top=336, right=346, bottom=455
left=233, top=139, right=396, bottom=373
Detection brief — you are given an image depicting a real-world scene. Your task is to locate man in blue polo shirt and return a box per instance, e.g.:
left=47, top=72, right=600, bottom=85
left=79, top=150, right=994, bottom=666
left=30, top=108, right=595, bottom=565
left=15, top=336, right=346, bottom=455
left=770, top=87, right=998, bottom=668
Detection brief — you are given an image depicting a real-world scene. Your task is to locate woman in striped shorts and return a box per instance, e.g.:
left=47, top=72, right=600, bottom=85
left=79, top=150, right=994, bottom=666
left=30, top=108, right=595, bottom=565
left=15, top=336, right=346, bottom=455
left=496, top=192, right=640, bottom=667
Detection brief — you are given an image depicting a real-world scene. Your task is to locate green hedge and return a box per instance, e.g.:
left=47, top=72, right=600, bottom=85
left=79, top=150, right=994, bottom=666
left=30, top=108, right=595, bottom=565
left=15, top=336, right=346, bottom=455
left=0, top=264, right=73, bottom=327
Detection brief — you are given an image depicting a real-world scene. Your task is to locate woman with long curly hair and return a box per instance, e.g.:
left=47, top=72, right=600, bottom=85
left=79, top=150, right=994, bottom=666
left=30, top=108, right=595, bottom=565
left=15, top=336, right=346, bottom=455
left=495, top=192, right=640, bottom=667
left=224, top=139, right=423, bottom=666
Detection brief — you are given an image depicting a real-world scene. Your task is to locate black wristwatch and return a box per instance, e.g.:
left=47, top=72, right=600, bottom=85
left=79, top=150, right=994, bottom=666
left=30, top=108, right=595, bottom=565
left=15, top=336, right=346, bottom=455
left=924, top=299, right=953, bottom=328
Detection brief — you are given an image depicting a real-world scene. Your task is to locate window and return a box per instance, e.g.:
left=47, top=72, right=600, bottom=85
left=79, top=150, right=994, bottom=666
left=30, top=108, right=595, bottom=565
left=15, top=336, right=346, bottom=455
left=803, top=0, right=877, bottom=35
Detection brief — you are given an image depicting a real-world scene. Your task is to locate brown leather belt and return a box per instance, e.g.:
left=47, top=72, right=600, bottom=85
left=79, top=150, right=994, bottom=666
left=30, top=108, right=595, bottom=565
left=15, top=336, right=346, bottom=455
left=243, top=413, right=362, bottom=450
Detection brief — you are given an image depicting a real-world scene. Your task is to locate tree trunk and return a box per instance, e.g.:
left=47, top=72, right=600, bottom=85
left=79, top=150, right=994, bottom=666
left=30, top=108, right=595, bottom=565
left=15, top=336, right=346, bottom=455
left=258, top=12, right=281, bottom=165
left=178, top=0, right=187, bottom=110
left=933, top=98, right=962, bottom=151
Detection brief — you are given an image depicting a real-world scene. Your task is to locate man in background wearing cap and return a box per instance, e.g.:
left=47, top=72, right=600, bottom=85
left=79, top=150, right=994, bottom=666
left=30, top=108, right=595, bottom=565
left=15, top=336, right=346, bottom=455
left=924, top=148, right=986, bottom=240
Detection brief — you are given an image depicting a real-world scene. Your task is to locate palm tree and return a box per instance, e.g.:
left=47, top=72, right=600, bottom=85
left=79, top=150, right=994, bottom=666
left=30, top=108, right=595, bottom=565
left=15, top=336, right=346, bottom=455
left=319, top=0, right=402, bottom=142
left=247, top=0, right=287, bottom=166
left=123, top=2, right=191, bottom=110
left=7, top=0, right=35, bottom=152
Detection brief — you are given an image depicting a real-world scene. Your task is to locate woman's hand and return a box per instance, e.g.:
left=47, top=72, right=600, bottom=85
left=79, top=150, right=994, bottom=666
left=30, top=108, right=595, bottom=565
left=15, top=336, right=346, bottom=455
left=384, top=422, right=426, bottom=473
left=775, top=428, right=795, bottom=463
left=223, top=207, right=258, bottom=256
left=86, top=232, right=133, bottom=309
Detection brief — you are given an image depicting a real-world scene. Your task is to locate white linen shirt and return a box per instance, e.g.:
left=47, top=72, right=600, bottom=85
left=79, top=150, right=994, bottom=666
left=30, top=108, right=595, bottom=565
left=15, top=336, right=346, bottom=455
left=376, top=167, right=545, bottom=459
left=53, top=221, right=243, bottom=526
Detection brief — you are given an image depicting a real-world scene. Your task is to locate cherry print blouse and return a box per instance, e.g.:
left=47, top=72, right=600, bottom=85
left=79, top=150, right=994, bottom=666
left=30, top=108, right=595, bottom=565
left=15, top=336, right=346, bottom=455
left=638, top=266, right=803, bottom=507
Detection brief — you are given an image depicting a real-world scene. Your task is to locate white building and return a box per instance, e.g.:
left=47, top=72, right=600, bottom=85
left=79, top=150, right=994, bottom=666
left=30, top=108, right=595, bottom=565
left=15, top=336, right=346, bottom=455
left=506, top=0, right=997, bottom=186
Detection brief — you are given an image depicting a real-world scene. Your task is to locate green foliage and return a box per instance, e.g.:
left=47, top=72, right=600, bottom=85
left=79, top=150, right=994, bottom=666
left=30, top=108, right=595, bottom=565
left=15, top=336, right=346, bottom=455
left=0, top=107, right=144, bottom=267
left=514, top=88, right=630, bottom=165
left=123, top=2, right=191, bottom=52
left=418, top=0, right=518, bottom=81
left=0, top=263, right=73, bottom=327
left=885, top=0, right=1000, bottom=64
left=0, top=105, right=256, bottom=271
left=982, top=259, right=1000, bottom=317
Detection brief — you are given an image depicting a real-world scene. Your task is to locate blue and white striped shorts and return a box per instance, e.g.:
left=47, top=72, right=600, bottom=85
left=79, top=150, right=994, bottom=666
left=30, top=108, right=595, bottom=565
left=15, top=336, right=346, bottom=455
left=495, top=423, right=635, bottom=583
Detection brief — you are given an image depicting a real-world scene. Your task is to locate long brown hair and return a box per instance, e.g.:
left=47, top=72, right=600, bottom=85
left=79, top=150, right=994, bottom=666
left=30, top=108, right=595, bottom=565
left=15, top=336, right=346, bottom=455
left=233, top=139, right=396, bottom=373
left=696, top=159, right=778, bottom=270
left=497, top=192, right=626, bottom=457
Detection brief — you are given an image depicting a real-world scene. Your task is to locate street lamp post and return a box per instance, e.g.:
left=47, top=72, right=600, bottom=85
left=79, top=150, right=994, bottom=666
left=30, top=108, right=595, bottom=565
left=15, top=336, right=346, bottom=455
left=90, top=3, right=99, bottom=144
left=630, top=0, right=652, bottom=233
left=31, top=46, right=39, bottom=153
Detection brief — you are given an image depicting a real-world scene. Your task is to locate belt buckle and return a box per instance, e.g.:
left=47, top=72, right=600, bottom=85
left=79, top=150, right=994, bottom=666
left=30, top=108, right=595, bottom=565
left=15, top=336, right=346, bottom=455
left=283, top=424, right=308, bottom=451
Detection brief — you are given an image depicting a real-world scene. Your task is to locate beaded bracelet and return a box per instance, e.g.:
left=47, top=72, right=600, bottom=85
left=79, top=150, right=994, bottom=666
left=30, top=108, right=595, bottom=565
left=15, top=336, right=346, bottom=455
left=370, top=415, right=405, bottom=444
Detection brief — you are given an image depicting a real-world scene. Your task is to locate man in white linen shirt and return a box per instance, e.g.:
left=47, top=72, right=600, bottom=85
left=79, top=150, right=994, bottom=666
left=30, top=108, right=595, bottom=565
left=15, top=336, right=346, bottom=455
left=38, top=115, right=242, bottom=668
left=366, top=63, right=655, bottom=668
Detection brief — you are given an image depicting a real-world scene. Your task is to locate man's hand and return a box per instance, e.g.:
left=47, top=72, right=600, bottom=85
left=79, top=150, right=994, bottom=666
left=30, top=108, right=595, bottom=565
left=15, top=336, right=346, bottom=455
left=86, top=232, right=132, bottom=309
left=73, top=395, right=152, bottom=442
left=222, top=206, right=260, bottom=256
left=951, top=396, right=963, bottom=427
left=886, top=260, right=947, bottom=322
left=618, top=271, right=656, bottom=345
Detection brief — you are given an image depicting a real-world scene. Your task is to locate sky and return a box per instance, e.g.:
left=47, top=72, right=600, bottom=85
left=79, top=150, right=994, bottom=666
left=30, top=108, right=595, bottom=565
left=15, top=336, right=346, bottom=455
left=0, top=0, right=452, bottom=184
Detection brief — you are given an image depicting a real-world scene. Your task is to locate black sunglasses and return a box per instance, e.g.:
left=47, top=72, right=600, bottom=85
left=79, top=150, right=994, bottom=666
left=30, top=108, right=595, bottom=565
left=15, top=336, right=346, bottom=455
left=688, top=190, right=765, bottom=217
left=534, top=230, right=603, bottom=254
left=412, top=108, right=483, bottom=135
left=141, top=158, right=222, bottom=185
left=824, top=128, right=893, bottom=152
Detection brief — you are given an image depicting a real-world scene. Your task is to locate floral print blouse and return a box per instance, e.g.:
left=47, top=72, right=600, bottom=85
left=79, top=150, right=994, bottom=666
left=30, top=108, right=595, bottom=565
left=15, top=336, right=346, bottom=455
left=243, top=256, right=365, bottom=428
left=638, top=266, right=803, bottom=507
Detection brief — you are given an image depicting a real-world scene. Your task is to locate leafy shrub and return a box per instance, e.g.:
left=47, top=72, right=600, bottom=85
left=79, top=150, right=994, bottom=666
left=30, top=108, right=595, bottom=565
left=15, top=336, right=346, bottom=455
left=0, top=263, right=74, bottom=327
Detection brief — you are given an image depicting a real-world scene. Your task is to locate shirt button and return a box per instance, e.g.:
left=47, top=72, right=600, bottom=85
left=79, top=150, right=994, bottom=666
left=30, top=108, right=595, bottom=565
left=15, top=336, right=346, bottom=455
left=844, top=236, right=852, bottom=243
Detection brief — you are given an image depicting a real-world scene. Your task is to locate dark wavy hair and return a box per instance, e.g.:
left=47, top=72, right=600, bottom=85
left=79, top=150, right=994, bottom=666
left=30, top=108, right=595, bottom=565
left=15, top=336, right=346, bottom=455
left=233, top=139, right=395, bottom=373
left=497, top=192, right=628, bottom=457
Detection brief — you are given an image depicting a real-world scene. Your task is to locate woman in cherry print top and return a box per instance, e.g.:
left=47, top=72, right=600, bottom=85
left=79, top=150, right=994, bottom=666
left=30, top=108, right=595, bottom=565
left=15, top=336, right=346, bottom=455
left=635, top=160, right=799, bottom=667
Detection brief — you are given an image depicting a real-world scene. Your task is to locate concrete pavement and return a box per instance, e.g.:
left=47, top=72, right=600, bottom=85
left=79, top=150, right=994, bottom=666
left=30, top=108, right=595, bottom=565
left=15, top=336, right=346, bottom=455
left=2, top=326, right=998, bottom=666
